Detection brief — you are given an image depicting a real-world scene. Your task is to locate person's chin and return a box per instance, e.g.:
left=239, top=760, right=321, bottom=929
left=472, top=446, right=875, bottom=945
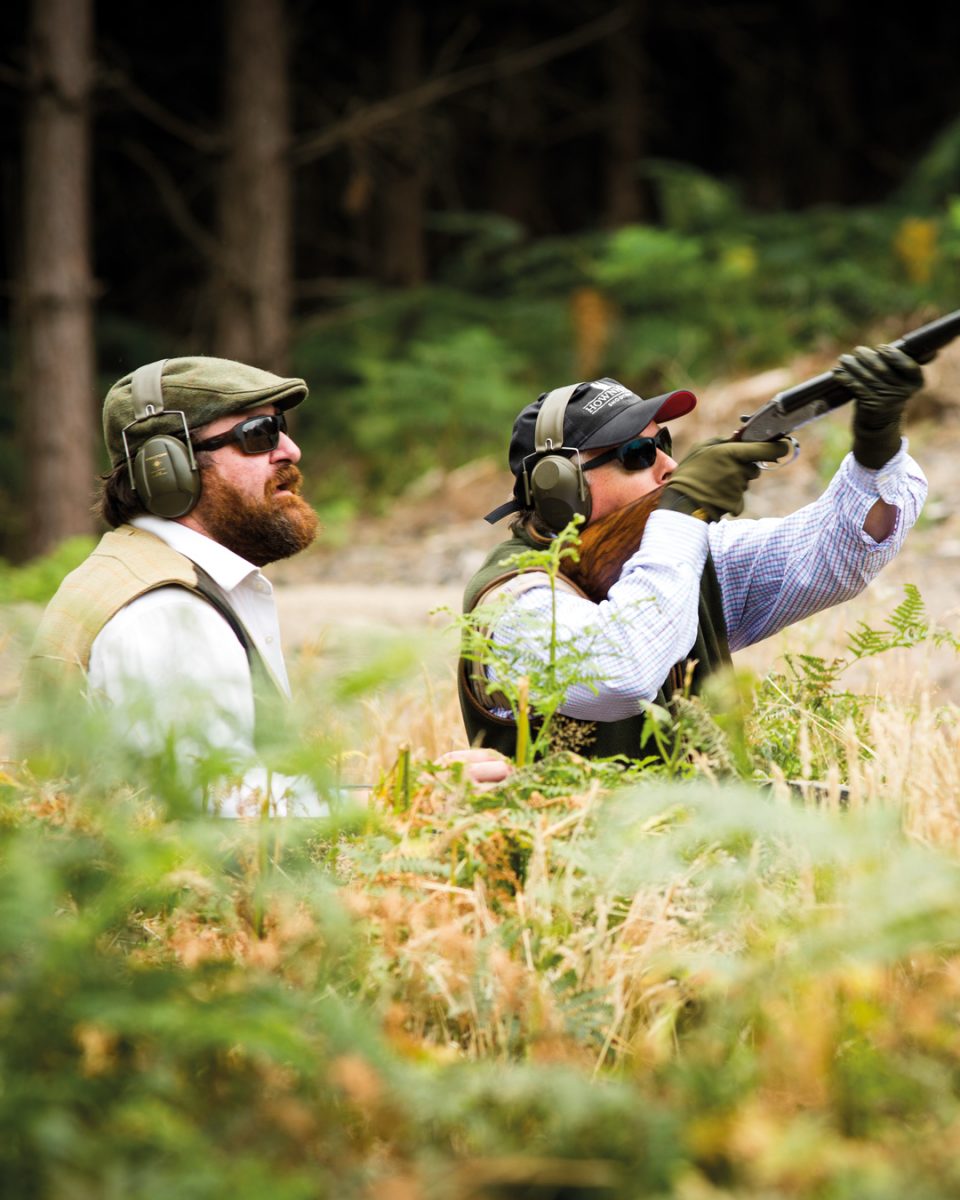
left=283, top=497, right=320, bottom=544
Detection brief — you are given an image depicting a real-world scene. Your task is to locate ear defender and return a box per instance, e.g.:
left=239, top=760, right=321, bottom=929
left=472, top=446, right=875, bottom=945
left=522, top=384, right=592, bottom=532
left=123, top=359, right=202, bottom=518
left=132, top=432, right=201, bottom=518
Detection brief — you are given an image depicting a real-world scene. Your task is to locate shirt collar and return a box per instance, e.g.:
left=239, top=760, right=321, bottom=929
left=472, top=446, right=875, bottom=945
left=131, top=514, right=267, bottom=594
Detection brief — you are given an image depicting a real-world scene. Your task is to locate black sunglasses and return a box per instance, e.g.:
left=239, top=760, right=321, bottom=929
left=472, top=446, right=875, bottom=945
left=582, top=427, right=672, bottom=474
left=192, top=412, right=288, bottom=455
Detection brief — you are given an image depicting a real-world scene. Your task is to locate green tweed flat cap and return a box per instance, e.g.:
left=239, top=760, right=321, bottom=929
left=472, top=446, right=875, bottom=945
left=103, top=356, right=308, bottom=465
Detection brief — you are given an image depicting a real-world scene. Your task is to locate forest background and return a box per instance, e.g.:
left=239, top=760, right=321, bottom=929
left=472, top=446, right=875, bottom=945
left=1, top=0, right=960, bottom=564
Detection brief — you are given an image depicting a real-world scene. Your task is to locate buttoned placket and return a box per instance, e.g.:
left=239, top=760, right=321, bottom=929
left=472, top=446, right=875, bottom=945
left=232, top=570, right=290, bottom=697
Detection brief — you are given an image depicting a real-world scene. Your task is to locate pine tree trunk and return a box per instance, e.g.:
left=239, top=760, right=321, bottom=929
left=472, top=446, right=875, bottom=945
left=378, top=2, right=426, bottom=287
left=604, top=3, right=647, bottom=227
left=19, top=0, right=96, bottom=557
left=214, top=0, right=292, bottom=373
left=487, top=63, right=544, bottom=232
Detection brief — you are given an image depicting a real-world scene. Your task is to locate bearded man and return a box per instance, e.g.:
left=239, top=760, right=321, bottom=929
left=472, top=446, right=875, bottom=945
left=21, top=356, right=510, bottom=810
left=18, top=358, right=325, bottom=811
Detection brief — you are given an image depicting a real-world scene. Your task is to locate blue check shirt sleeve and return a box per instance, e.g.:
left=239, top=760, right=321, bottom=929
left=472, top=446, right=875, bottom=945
left=710, top=444, right=927, bottom=650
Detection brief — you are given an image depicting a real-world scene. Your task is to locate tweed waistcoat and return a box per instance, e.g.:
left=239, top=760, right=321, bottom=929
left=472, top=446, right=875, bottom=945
left=19, top=525, right=275, bottom=709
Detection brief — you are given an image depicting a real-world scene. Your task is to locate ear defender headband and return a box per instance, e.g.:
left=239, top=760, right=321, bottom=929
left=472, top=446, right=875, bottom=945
left=522, top=383, right=591, bottom=533
left=122, top=359, right=202, bottom=518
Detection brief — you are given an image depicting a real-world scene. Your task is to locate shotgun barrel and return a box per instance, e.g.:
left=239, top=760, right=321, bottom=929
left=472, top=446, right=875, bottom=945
left=734, top=309, right=960, bottom=442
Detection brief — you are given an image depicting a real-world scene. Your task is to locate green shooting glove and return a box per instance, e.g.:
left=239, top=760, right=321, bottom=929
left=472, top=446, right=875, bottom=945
left=657, top=437, right=791, bottom=522
left=834, top=343, right=924, bottom=470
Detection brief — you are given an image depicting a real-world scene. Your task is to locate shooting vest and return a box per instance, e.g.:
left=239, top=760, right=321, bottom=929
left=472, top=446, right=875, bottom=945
left=458, top=527, right=731, bottom=762
left=19, top=525, right=280, bottom=721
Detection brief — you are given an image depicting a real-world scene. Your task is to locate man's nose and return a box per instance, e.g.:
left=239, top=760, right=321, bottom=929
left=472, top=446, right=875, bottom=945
left=272, top=430, right=302, bottom=464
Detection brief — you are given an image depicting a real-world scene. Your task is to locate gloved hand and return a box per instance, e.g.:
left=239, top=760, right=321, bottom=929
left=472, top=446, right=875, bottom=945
left=657, top=437, right=791, bottom=521
left=834, top=343, right=923, bottom=470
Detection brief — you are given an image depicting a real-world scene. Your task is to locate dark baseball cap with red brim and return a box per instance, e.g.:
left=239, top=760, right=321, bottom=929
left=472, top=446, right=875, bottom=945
left=484, top=377, right=697, bottom=523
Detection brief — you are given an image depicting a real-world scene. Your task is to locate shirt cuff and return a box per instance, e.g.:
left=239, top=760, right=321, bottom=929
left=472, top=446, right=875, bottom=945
left=847, top=438, right=910, bottom=504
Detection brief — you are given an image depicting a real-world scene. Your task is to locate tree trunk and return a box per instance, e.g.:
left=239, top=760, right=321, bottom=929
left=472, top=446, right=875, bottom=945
left=486, top=47, right=546, bottom=233
left=213, top=0, right=291, bottom=373
left=19, top=0, right=96, bottom=558
left=604, top=3, right=647, bottom=227
left=377, top=2, right=427, bottom=287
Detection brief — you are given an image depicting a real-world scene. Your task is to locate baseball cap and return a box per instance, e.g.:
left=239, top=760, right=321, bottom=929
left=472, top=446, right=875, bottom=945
left=103, top=356, right=308, bottom=466
left=485, top=377, right=696, bottom=523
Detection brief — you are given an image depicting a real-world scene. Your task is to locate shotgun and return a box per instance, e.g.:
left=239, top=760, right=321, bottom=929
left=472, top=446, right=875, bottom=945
left=733, top=308, right=960, bottom=442
left=565, top=309, right=960, bottom=602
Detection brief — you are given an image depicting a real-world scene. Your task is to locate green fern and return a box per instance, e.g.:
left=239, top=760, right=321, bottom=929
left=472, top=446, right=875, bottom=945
left=749, top=584, right=960, bottom=784
left=846, top=582, right=929, bottom=660
left=784, top=652, right=846, bottom=691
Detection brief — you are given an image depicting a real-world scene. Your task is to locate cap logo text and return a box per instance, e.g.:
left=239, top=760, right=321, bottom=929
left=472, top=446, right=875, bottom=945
left=583, top=383, right=633, bottom=415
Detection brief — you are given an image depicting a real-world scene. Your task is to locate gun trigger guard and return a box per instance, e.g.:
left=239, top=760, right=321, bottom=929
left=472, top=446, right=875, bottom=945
left=757, top=435, right=800, bottom=471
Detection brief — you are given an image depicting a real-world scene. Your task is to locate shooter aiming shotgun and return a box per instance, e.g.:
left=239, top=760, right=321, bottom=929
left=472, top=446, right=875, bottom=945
left=461, top=312, right=950, bottom=761
left=567, top=309, right=960, bottom=602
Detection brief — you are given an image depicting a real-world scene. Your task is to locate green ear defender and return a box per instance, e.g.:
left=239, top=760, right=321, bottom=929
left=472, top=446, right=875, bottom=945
left=121, top=359, right=202, bottom=518
left=522, top=384, right=592, bottom=532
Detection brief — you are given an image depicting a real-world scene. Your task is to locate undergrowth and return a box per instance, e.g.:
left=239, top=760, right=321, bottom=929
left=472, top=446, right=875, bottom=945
left=5, top=581, right=960, bottom=1195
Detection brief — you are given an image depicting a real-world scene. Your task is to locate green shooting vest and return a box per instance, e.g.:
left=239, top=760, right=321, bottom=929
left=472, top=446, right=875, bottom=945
left=457, top=526, right=731, bottom=762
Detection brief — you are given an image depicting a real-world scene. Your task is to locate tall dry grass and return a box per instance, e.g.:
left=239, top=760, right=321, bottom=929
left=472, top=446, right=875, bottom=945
left=313, top=642, right=960, bottom=1074
left=8, top=625, right=960, bottom=1196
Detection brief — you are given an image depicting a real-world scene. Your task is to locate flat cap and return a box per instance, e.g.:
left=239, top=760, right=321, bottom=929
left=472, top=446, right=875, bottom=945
left=103, top=356, right=308, bottom=465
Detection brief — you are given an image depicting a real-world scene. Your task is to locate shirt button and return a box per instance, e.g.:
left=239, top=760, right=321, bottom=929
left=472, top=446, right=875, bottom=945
left=265, top=635, right=274, bottom=644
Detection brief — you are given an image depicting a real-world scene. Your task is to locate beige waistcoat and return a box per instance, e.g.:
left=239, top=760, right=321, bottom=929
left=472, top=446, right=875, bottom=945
left=19, top=525, right=238, bottom=704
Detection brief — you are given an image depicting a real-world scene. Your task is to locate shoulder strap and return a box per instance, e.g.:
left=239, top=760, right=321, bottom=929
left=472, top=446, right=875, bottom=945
left=188, top=567, right=286, bottom=707
left=463, top=567, right=591, bottom=712
left=191, top=566, right=256, bottom=657
left=472, top=569, right=588, bottom=612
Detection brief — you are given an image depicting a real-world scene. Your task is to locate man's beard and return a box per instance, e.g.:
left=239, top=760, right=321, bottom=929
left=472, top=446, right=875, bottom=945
left=197, top=463, right=319, bottom=567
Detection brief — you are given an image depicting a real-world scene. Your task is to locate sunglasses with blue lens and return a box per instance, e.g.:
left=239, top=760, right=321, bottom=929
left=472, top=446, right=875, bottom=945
left=192, top=411, right=288, bottom=455
left=582, top=427, right=672, bottom=474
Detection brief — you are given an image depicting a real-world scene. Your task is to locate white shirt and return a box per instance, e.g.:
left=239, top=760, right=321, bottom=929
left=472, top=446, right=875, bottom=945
left=88, top=515, right=325, bottom=816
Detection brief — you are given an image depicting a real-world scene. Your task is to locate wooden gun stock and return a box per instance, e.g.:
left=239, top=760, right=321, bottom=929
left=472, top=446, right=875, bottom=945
left=564, top=487, right=665, bottom=602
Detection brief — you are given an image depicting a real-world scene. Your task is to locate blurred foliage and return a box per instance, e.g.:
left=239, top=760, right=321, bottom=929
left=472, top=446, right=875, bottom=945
left=0, top=536, right=96, bottom=605
left=285, top=154, right=960, bottom=514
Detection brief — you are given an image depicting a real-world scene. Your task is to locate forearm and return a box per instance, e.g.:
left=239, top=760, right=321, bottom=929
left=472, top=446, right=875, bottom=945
left=714, top=446, right=927, bottom=649
left=862, top=498, right=897, bottom=543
